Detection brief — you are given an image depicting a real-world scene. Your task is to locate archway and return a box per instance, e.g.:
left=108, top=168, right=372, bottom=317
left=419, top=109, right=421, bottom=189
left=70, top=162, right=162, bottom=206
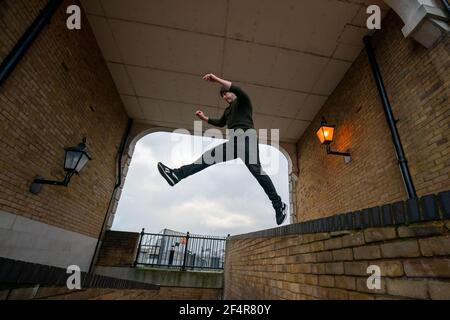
left=106, top=125, right=298, bottom=231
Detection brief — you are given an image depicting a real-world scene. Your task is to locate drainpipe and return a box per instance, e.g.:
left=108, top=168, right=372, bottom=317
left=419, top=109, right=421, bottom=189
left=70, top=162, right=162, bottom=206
left=363, top=36, right=418, bottom=200
left=443, top=0, right=450, bottom=15
left=0, top=0, right=64, bottom=87
left=88, top=118, right=134, bottom=275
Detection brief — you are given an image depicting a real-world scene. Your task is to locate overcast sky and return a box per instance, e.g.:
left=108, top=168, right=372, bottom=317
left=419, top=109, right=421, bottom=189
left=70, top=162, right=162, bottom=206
left=112, top=132, right=290, bottom=237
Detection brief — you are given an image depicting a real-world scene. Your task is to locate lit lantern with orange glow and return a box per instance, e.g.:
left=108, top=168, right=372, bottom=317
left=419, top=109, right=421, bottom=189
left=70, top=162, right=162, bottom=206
left=316, top=123, right=335, bottom=145
left=316, top=117, right=352, bottom=163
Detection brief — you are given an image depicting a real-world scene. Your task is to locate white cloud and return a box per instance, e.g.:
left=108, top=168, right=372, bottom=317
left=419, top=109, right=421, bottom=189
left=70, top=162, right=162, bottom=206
left=113, top=132, right=290, bottom=236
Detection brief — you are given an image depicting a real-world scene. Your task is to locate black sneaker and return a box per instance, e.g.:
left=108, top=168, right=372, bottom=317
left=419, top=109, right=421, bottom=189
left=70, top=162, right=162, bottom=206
left=158, top=162, right=180, bottom=186
left=275, top=202, right=287, bottom=225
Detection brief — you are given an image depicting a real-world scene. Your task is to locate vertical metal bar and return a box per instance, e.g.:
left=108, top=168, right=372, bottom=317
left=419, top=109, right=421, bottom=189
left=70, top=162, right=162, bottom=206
left=216, top=239, right=218, bottom=269
left=194, top=236, right=199, bottom=268
left=134, top=228, right=145, bottom=267
left=164, top=235, right=169, bottom=266
left=211, top=238, right=216, bottom=268
left=223, top=237, right=227, bottom=269
left=149, top=234, right=155, bottom=266
left=189, top=236, right=195, bottom=269
left=181, top=232, right=190, bottom=271
left=363, top=36, right=418, bottom=200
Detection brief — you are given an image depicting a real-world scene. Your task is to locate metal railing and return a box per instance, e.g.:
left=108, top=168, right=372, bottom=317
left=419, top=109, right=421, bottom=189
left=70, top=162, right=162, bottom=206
left=134, top=229, right=229, bottom=271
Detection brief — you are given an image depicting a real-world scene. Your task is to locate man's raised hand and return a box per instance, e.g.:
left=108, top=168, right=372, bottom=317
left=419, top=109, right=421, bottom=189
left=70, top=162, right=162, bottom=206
left=196, top=110, right=208, bottom=122
left=202, top=73, right=232, bottom=90
left=202, top=73, right=217, bottom=82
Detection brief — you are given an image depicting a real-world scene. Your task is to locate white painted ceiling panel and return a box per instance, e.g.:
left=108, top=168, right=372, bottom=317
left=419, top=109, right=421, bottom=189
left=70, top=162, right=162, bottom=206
left=232, top=82, right=308, bottom=119
left=108, top=20, right=224, bottom=74
left=223, top=40, right=329, bottom=92
left=333, top=43, right=364, bottom=61
left=86, top=16, right=122, bottom=62
left=98, top=0, right=228, bottom=36
left=81, top=0, right=388, bottom=143
left=339, top=25, right=370, bottom=46
left=107, top=63, right=134, bottom=95
left=227, top=0, right=360, bottom=57
left=312, top=59, right=352, bottom=95
left=302, top=1, right=361, bottom=56
left=121, top=94, right=144, bottom=120
left=297, top=95, right=328, bottom=121
left=80, top=0, right=104, bottom=15
left=138, top=97, right=218, bottom=125
left=126, top=66, right=220, bottom=106
left=286, top=119, right=311, bottom=141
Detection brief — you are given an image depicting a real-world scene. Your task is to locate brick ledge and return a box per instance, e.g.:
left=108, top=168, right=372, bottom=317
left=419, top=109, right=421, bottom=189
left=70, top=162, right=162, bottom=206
left=229, top=190, right=450, bottom=240
left=0, top=257, right=160, bottom=291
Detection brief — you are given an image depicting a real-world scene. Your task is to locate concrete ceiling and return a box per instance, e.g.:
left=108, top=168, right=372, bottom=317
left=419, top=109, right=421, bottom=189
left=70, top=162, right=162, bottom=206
left=81, top=0, right=388, bottom=143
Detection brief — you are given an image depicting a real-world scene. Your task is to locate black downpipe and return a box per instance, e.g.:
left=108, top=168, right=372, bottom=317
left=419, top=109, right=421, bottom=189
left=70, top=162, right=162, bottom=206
left=363, top=36, right=417, bottom=200
left=0, top=0, right=64, bottom=87
left=443, top=0, right=450, bottom=15
left=88, top=118, right=134, bottom=275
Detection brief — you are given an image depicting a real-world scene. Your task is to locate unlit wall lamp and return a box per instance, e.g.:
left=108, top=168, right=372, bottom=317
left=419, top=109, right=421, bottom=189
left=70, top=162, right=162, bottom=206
left=316, top=117, right=352, bottom=164
left=30, top=138, right=92, bottom=195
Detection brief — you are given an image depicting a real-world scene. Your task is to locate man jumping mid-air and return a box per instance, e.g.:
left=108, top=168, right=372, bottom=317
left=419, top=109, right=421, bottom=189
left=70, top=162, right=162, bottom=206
left=157, top=73, right=287, bottom=226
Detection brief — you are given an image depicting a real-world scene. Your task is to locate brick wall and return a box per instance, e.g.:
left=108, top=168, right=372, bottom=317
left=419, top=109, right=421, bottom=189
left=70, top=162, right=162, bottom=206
left=1, top=286, right=222, bottom=300
left=0, top=256, right=222, bottom=300
left=96, top=231, right=140, bottom=267
left=0, top=0, right=129, bottom=237
left=296, top=11, right=450, bottom=221
left=224, top=191, right=450, bottom=300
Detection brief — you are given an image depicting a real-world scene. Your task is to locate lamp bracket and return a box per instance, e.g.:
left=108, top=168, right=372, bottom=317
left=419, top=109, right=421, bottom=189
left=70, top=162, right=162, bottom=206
left=326, top=146, right=352, bottom=164
left=30, top=172, right=75, bottom=195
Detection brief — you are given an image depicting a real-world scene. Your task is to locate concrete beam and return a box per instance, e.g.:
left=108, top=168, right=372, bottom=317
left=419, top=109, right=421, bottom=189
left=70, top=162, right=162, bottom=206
left=384, top=0, right=449, bottom=48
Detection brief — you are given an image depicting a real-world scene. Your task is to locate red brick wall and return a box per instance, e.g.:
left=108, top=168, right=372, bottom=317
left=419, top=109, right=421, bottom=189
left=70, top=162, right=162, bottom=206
left=296, top=12, right=450, bottom=222
left=0, top=0, right=128, bottom=238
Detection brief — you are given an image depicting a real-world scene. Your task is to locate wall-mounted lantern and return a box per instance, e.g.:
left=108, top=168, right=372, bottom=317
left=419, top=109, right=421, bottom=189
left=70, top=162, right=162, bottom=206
left=316, top=117, right=351, bottom=163
left=30, top=138, right=92, bottom=195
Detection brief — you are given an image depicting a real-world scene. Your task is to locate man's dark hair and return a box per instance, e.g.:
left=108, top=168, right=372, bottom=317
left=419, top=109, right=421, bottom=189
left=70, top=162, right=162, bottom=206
left=219, top=86, right=229, bottom=97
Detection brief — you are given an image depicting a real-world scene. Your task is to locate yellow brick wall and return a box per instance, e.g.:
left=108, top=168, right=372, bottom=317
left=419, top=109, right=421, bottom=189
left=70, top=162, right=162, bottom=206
left=296, top=12, right=450, bottom=222
left=96, top=231, right=140, bottom=267
left=0, top=0, right=129, bottom=237
left=224, top=220, right=450, bottom=300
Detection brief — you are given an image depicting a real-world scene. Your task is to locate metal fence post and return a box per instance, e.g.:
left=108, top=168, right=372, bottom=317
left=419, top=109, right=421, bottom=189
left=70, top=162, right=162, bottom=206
left=134, top=228, right=145, bottom=267
left=181, top=232, right=190, bottom=271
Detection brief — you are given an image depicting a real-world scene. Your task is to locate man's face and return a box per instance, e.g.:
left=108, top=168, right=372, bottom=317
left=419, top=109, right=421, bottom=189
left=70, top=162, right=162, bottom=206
left=221, top=91, right=237, bottom=104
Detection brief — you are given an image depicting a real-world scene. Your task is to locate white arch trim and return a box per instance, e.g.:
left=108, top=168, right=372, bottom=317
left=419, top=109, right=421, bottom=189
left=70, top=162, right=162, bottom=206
left=129, top=126, right=295, bottom=175
left=107, top=127, right=298, bottom=229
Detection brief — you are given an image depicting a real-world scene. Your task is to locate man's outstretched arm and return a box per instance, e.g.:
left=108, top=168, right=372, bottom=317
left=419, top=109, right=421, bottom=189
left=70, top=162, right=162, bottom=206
left=203, top=73, right=249, bottom=102
left=196, top=110, right=227, bottom=127
left=194, top=73, right=234, bottom=127
left=203, top=73, right=231, bottom=89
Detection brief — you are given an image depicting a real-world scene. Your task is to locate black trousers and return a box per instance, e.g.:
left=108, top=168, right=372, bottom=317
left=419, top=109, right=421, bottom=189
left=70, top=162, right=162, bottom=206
left=173, top=130, right=283, bottom=210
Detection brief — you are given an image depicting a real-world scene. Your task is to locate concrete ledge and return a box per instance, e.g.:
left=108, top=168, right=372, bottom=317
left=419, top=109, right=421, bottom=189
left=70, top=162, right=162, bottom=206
left=0, top=210, right=97, bottom=271
left=95, top=266, right=223, bottom=289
